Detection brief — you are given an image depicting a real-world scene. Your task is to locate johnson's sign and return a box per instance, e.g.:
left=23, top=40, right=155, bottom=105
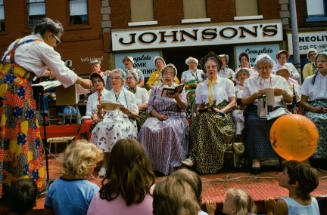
left=111, top=22, right=283, bottom=51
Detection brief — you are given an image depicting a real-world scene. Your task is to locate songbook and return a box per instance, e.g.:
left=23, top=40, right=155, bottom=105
left=161, top=84, right=184, bottom=97
left=32, top=80, right=61, bottom=91
left=100, top=101, right=124, bottom=111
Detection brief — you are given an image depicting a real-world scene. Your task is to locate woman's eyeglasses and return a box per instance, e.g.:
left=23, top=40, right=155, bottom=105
left=53, top=34, right=61, bottom=45
left=205, top=65, right=218, bottom=69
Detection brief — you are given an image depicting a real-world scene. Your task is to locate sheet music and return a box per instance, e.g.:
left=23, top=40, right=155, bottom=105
left=32, top=80, right=61, bottom=90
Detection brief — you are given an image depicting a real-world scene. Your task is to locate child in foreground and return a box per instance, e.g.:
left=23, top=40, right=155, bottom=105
left=45, top=139, right=103, bottom=215
left=265, top=160, right=320, bottom=215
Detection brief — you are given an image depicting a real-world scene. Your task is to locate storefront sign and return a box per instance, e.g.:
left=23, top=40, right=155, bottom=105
left=287, top=31, right=327, bottom=55
left=112, top=22, right=283, bottom=51
left=115, top=51, right=160, bottom=78
left=235, top=44, right=280, bottom=67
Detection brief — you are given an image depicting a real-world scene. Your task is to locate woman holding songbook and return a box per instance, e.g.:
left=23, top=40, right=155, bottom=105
left=242, top=54, right=292, bottom=174
left=91, top=69, right=138, bottom=154
left=183, top=56, right=236, bottom=174
left=138, top=63, right=189, bottom=175
left=0, top=18, right=92, bottom=194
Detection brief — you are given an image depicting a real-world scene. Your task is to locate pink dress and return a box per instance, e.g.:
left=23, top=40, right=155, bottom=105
left=87, top=192, right=153, bottom=215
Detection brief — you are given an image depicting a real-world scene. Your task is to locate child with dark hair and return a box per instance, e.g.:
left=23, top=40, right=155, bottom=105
left=1, top=179, right=38, bottom=215
left=45, top=140, right=103, bottom=215
left=265, top=160, right=320, bottom=215
left=87, top=138, right=155, bottom=215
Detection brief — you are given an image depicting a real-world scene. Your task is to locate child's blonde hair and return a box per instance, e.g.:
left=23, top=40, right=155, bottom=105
left=225, top=188, right=257, bottom=215
left=61, top=139, right=103, bottom=179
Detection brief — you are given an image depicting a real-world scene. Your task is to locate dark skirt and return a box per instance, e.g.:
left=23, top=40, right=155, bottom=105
left=304, top=100, right=327, bottom=159
left=190, top=102, right=235, bottom=174
left=136, top=110, right=147, bottom=131
left=243, top=105, right=278, bottom=159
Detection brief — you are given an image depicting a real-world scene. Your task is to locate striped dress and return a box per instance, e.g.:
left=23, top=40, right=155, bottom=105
left=138, top=86, right=189, bottom=175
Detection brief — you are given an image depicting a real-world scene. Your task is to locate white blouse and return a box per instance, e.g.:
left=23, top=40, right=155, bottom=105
left=219, top=67, right=234, bottom=79
left=235, top=84, right=245, bottom=98
left=103, top=88, right=139, bottom=115
left=181, top=69, right=205, bottom=83
left=2, top=34, right=77, bottom=88
left=195, top=77, right=235, bottom=105
left=86, top=88, right=110, bottom=117
left=134, top=87, right=149, bottom=105
left=242, top=74, right=292, bottom=107
left=301, top=72, right=327, bottom=101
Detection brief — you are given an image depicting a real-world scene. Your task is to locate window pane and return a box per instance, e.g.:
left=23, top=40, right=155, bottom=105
left=183, top=0, right=207, bottom=19
left=0, top=0, right=3, bottom=4
left=130, top=0, right=154, bottom=22
left=306, top=0, right=325, bottom=16
left=28, top=0, right=45, bottom=3
left=235, top=0, right=258, bottom=16
left=29, top=2, right=46, bottom=16
left=70, top=0, right=87, bottom=16
left=0, top=5, right=4, bottom=20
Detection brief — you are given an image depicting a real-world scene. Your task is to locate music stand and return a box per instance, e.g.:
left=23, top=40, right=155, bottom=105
left=32, top=85, right=51, bottom=187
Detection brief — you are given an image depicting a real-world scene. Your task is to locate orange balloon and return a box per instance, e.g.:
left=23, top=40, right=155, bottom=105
left=270, top=114, right=319, bottom=161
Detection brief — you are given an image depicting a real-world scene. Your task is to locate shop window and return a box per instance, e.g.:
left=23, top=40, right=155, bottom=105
left=130, top=0, right=154, bottom=22
left=0, top=0, right=5, bottom=31
left=183, top=0, right=207, bottom=19
left=306, top=0, right=327, bottom=22
left=27, top=0, right=46, bottom=28
left=69, top=0, right=88, bottom=25
left=235, top=0, right=259, bottom=17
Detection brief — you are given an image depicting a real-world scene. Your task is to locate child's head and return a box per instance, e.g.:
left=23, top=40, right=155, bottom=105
left=153, top=176, right=200, bottom=215
left=62, top=139, right=103, bottom=179
left=4, top=179, right=38, bottom=214
left=279, top=160, right=319, bottom=201
left=223, top=188, right=256, bottom=215
left=100, top=138, right=155, bottom=205
left=171, top=168, right=202, bottom=204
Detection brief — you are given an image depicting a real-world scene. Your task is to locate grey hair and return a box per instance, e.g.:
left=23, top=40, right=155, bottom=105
left=109, top=68, right=126, bottom=85
left=127, top=70, right=139, bottom=82
left=33, top=17, right=64, bottom=37
left=185, top=57, right=198, bottom=65
left=161, top=63, right=177, bottom=77
left=254, top=54, right=276, bottom=70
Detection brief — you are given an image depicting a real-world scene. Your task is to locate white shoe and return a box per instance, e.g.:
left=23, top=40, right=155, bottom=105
left=98, top=167, right=106, bottom=177
left=181, top=158, right=194, bottom=167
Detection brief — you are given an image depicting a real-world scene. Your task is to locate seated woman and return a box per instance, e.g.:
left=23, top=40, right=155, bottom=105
left=242, top=54, right=292, bottom=173
left=146, top=56, right=179, bottom=89
left=185, top=56, right=236, bottom=174
left=138, top=64, right=189, bottom=175
left=77, top=71, right=110, bottom=140
left=126, top=71, right=149, bottom=130
left=91, top=69, right=138, bottom=153
left=232, top=68, right=251, bottom=140
left=300, top=51, right=327, bottom=159
left=181, top=57, right=205, bottom=118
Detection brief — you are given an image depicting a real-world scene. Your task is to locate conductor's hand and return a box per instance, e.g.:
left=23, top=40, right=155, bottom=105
left=76, top=77, right=92, bottom=89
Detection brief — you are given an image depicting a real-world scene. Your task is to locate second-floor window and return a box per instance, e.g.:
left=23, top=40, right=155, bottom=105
left=235, top=0, right=258, bottom=17
left=183, top=0, right=207, bottom=19
left=27, top=0, right=46, bottom=28
left=69, top=0, right=88, bottom=25
left=130, top=0, right=154, bottom=22
left=306, top=0, right=327, bottom=21
left=0, top=0, right=5, bottom=31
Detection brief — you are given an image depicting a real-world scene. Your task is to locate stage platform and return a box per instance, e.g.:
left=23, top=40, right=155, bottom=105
left=26, top=153, right=327, bottom=214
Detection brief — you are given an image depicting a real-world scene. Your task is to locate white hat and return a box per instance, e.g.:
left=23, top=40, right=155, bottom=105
left=276, top=66, right=290, bottom=75
left=123, top=56, right=134, bottom=64
left=218, top=54, right=229, bottom=63
left=154, top=56, right=166, bottom=65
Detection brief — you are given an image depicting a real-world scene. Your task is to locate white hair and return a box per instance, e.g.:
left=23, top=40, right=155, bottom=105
left=254, top=54, right=276, bottom=70
left=185, top=57, right=198, bottom=65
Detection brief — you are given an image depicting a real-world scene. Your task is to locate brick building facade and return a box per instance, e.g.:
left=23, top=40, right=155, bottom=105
left=0, top=0, right=111, bottom=76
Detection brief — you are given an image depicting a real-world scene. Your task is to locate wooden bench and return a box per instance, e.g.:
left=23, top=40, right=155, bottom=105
left=47, top=136, right=75, bottom=154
